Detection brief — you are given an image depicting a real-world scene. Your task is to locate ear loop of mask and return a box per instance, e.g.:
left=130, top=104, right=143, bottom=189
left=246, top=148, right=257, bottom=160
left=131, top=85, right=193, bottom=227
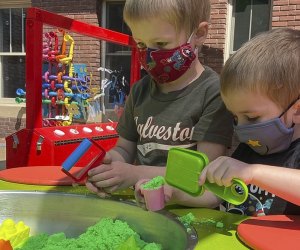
left=279, top=96, right=300, bottom=128
left=187, top=32, right=199, bottom=54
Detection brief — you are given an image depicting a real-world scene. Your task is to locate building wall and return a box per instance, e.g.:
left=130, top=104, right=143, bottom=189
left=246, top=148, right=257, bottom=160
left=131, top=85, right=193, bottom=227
left=200, top=0, right=227, bottom=74
left=1, top=0, right=300, bottom=139
left=272, top=0, right=300, bottom=28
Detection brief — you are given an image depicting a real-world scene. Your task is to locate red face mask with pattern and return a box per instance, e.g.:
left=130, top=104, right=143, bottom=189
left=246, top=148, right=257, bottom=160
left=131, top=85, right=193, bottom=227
left=138, top=35, right=197, bottom=84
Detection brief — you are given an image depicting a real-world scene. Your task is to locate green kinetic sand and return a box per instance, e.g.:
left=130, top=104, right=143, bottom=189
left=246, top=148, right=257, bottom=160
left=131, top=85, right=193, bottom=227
left=178, top=212, right=196, bottom=226
left=141, top=176, right=165, bottom=190
left=17, top=218, right=162, bottom=250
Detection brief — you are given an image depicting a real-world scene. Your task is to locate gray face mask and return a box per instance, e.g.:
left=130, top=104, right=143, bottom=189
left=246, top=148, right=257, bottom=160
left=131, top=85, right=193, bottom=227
left=234, top=99, right=298, bottom=155
left=234, top=118, right=294, bottom=155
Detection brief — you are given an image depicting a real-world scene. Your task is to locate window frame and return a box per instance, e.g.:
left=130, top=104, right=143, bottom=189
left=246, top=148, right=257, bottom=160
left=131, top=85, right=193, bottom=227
left=0, top=7, right=26, bottom=101
left=224, top=0, right=272, bottom=61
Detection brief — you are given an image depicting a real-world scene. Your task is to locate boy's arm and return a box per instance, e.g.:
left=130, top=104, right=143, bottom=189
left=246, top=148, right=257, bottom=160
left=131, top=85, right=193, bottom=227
left=168, top=187, right=222, bottom=208
left=197, top=141, right=228, bottom=161
left=108, top=136, right=137, bottom=163
left=251, top=164, right=300, bottom=206
left=199, top=156, right=300, bottom=206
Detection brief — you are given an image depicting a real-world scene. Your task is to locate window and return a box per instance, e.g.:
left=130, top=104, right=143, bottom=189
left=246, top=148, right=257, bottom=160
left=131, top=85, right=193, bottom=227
left=101, top=0, right=132, bottom=109
left=0, top=8, right=26, bottom=99
left=228, top=0, right=271, bottom=55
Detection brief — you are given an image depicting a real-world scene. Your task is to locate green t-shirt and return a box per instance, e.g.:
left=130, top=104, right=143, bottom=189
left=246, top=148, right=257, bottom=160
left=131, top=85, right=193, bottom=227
left=117, top=66, right=233, bottom=166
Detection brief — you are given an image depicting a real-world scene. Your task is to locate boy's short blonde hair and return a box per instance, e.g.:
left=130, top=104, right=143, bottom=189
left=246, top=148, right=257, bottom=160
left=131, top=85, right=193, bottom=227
left=123, top=0, right=211, bottom=35
left=221, top=28, right=300, bottom=109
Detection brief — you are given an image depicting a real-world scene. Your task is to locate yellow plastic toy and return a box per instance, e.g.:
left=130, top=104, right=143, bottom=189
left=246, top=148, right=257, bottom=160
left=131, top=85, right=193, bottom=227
left=0, top=219, right=30, bottom=248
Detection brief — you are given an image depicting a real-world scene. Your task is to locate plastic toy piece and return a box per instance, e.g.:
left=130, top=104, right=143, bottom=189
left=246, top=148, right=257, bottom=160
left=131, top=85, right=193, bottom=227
left=106, top=125, right=114, bottom=131
left=0, top=239, right=12, bottom=250
left=95, top=126, right=103, bottom=132
left=54, top=129, right=65, bottom=136
left=139, top=176, right=166, bottom=211
left=165, top=147, right=248, bottom=205
left=69, top=128, right=79, bottom=134
left=61, top=139, right=106, bottom=182
left=83, top=127, right=92, bottom=133
left=0, top=219, right=30, bottom=248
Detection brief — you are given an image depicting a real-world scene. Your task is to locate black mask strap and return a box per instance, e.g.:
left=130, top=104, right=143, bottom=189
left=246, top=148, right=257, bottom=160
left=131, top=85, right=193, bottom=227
left=279, top=96, right=300, bottom=128
left=279, top=96, right=300, bottom=118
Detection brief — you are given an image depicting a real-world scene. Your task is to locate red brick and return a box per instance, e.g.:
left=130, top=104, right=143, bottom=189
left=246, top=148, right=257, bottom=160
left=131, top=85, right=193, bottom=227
left=290, top=0, right=300, bottom=4
left=272, top=21, right=288, bottom=26
left=272, top=10, right=290, bottom=16
left=288, top=20, right=300, bottom=25
left=280, top=16, right=296, bottom=21
left=274, top=1, right=290, bottom=5
left=280, top=5, right=296, bottom=10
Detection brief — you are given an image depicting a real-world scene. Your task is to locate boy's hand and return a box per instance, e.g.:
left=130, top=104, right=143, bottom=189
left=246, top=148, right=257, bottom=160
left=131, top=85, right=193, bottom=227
left=134, top=179, right=148, bottom=210
left=85, top=152, right=113, bottom=198
left=85, top=180, right=111, bottom=198
left=87, top=152, right=136, bottom=194
left=198, top=156, right=255, bottom=187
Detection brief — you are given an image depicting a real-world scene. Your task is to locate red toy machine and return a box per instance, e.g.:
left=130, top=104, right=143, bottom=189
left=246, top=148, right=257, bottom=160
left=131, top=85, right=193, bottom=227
left=5, top=8, right=140, bottom=168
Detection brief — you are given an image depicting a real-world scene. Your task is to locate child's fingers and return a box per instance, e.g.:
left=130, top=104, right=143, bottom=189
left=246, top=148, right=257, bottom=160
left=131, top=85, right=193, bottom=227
left=163, top=184, right=173, bottom=203
left=95, top=189, right=111, bottom=199
left=102, top=152, right=112, bottom=164
left=88, top=164, right=112, bottom=177
left=134, top=186, right=146, bottom=208
left=134, top=179, right=149, bottom=209
left=198, top=166, right=208, bottom=186
left=134, top=190, right=146, bottom=207
left=87, top=153, right=112, bottom=177
left=85, top=180, right=98, bottom=193
left=85, top=181, right=111, bottom=198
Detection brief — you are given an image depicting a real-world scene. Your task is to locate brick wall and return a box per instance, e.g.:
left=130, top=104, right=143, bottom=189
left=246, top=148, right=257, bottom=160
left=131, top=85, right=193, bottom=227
left=272, top=0, right=300, bottom=29
left=202, top=0, right=228, bottom=74
left=0, top=117, right=26, bottom=138
left=2, top=0, right=300, bottom=140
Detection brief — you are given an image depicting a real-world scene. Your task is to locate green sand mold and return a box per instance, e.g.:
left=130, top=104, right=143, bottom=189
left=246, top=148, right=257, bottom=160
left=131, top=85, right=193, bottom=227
left=17, top=218, right=162, bottom=250
left=141, top=176, right=165, bottom=190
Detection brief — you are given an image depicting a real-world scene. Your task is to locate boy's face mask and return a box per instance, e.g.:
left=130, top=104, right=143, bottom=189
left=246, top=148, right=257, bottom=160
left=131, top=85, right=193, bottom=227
left=138, top=34, right=197, bottom=84
left=234, top=99, right=298, bottom=155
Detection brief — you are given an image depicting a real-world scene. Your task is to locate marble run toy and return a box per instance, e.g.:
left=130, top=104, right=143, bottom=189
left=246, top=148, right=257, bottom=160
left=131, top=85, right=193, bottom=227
left=0, top=219, right=30, bottom=248
left=6, top=7, right=140, bottom=168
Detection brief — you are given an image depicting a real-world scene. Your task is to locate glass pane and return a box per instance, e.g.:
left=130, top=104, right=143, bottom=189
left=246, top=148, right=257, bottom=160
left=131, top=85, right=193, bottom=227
left=233, top=0, right=251, bottom=51
left=11, top=8, right=23, bottom=52
left=104, top=1, right=133, bottom=113
left=106, top=2, right=131, bottom=54
left=1, top=56, right=25, bottom=98
left=0, top=9, right=10, bottom=52
left=104, top=55, right=131, bottom=109
left=251, top=0, right=270, bottom=38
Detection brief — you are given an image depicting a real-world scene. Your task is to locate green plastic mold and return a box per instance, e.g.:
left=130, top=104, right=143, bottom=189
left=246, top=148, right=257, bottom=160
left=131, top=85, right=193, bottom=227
left=165, top=147, right=248, bottom=205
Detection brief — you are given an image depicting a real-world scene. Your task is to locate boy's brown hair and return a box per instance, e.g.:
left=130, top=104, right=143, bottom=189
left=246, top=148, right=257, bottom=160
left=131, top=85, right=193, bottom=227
left=123, top=0, right=211, bottom=35
left=221, top=28, right=300, bottom=109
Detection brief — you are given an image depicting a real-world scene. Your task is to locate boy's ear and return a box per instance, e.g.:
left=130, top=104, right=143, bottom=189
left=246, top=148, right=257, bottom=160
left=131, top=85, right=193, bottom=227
left=194, top=22, right=209, bottom=45
left=292, top=99, right=300, bottom=124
